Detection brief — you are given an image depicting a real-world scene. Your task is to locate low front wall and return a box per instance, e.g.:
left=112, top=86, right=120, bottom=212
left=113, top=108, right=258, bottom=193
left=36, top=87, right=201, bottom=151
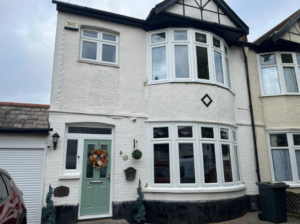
left=113, top=195, right=260, bottom=224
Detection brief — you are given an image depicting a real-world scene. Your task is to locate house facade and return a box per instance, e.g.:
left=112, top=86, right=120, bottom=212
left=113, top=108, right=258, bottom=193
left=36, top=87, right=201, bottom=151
left=44, top=0, right=261, bottom=223
left=247, top=11, right=300, bottom=191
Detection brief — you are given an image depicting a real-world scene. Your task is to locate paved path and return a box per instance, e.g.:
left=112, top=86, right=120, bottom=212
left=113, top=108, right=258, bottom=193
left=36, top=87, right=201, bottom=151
left=77, top=219, right=129, bottom=224
left=213, top=212, right=300, bottom=224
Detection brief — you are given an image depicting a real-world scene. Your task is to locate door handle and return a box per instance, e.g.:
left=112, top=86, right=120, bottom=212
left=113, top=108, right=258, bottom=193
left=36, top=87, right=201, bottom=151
left=90, top=181, right=102, bottom=184
left=107, top=174, right=110, bottom=182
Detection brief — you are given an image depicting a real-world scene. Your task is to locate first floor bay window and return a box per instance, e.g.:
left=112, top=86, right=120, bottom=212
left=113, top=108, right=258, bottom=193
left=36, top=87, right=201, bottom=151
left=149, top=123, right=241, bottom=189
left=268, top=132, right=300, bottom=184
left=258, top=53, right=300, bottom=96
left=148, top=29, right=232, bottom=89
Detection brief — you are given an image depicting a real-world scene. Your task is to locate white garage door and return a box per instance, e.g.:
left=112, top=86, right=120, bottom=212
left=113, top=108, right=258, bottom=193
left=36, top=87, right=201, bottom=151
left=0, top=148, right=44, bottom=224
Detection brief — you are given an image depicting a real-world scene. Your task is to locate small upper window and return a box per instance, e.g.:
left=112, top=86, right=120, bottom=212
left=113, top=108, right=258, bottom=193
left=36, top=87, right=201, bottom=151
left=152, top=32, right=166, bottom=44
left=260, top=54, right=276, bottom=66
left=68, top=127, right=112, bottom=135
left=281, top=54, right=293, bottom=63
left=174, top=31, right=188, bottom=41
left=80, top=29, right=118, bottom=64
left=213, top=38, right=221, bottom=48
left=297, top=54, right=300, bottom=65
left=195, top=33, right=207, bottom=43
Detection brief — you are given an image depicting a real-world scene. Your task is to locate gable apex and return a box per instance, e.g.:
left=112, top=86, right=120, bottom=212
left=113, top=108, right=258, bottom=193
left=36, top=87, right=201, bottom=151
left=154, top=0, right=248, bottom=34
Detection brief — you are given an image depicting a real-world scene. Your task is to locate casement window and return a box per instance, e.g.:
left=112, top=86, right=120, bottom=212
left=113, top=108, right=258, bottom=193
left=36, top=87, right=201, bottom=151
left=63, top=126, right=113, bottom=173
left=258, top=53, right=300, bottom=96
left=148, top=29, right=232, bottom=89
left=149, top=123, right=241, bottom=189
left=268, top=132, right=300, bottom=184
left=80, top=29, right=118, bottom=65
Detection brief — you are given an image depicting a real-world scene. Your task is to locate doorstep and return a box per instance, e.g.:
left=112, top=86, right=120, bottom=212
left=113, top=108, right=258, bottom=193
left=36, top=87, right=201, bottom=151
left=77, top=219, right=129, bottom=224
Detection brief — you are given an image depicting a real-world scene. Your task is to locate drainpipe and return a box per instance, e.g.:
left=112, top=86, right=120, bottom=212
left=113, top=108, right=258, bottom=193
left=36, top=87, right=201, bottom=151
left=242, top=43, right=261, bottom=183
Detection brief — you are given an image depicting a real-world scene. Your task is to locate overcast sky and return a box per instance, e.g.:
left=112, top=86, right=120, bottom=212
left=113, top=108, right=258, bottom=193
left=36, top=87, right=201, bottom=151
left=0, top=0, right=299, bottom=104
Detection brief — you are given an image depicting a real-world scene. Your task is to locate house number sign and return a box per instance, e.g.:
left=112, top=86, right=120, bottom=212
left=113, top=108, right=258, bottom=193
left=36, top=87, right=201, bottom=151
left=64, top=21, right=79, bottom=31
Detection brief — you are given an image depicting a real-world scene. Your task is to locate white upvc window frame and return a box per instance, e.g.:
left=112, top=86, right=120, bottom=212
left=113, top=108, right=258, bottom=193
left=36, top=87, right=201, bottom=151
left=257, top=52, right=300, bottom=96
left=147, top=28, right=232, bottom=91
left=80, top=29, right=119, bottom=65
left=147, top=122, right=241, bottom=190
left=267, top=130, right=300, bottom=185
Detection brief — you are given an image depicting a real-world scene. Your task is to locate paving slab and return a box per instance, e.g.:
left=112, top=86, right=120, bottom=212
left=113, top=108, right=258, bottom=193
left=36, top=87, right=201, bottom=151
left=212, top=212, right=300, bottom=224
left=77, top=219, right=129, bottom=224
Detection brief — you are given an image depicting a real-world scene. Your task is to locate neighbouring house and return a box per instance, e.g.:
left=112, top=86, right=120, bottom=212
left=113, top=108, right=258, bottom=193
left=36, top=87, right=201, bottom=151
left=46, top=0, right=260, bottom=223
left=246, top=10, right=300, bottom=213
left=0, top=102, right=52, bottom=224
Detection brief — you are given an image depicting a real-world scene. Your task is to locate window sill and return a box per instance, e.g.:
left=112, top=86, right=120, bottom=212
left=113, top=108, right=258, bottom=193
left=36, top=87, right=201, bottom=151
left=143, top=184, right=246, bottom=194
left=58, top=173, right=80, bottom=180
left=284, top=183, right=300, bottom=188
left=78, top=59, right=119, bottom=68
left=145, top=81, right=235, bottom=96
left=259, top=94, right=300, bottom=98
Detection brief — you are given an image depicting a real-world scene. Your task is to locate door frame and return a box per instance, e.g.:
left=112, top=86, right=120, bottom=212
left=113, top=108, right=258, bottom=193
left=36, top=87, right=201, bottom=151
left=0, top=140, right=47, bottom=224
left=70, top=125, right=115, bottom=220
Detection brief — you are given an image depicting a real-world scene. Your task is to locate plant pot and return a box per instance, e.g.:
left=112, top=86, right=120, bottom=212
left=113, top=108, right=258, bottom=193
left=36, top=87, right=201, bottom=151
left=132, top=149, right=142, bottom=160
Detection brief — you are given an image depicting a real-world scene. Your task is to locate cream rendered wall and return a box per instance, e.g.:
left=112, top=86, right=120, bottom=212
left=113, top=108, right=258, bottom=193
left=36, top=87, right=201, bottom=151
left=47, top=10, right=258, bottom=208
left=164, top=0, right=237, bottom=27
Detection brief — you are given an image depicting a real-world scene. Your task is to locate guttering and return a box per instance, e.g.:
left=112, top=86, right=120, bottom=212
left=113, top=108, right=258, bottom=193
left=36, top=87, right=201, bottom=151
left=0, top=128, right=53, bottom=134
left=242, top=43, right=261, bottom=183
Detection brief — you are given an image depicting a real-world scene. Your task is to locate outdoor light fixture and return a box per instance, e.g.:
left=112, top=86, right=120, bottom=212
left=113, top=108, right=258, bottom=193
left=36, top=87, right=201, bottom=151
left=52, top=133, right=60, bottom=150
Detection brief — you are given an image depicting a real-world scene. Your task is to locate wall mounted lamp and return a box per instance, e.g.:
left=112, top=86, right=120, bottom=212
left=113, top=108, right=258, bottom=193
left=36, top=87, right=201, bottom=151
left=52, top=133, right=60, bottom=150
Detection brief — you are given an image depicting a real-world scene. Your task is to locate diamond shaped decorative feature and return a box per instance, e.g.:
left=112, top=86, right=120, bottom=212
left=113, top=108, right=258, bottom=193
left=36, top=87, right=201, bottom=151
left=201, top=94, right=213, bottom=107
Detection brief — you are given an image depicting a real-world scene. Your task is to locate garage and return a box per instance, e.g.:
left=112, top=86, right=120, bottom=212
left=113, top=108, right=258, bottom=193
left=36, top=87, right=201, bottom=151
left=0, top=146, right=46, bottom=224
left=0, top=102, right=52, bottom=224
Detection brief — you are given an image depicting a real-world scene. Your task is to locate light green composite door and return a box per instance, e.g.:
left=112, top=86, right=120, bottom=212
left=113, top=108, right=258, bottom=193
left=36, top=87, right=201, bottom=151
left=80, top=140, right=111, bottom=216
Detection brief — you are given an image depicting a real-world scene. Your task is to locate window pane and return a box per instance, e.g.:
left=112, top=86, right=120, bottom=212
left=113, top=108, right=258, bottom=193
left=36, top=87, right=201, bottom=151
left=179, top=143, right=195, bottom=183
left=226, top=58, right=231, bottom=88
left=281, top=54, right=293, bottom=63
left=68, top=127, right=112, bottom=134
left=1, top=174, right=12, bottom=195
left=260, top=54, right=276, bottom=66
left=293, top=134, right=300, bottom=145
left=261, top=67, right=281, bottom=95
left=214, top=51, right=224, bottom=84
left=297, top=54, right=300, bottom=65
left=86, top=144, right=95, bottom=178
left=270, top=134, right=288, bottom=147
left=153, top=127, right=169, bottom=139
left=82, top=41, right=97, bottom=60
left=222, top=145, right=233, bottom=182
left=195, top=33, right=206, bottom=43
left=103, top=33, right=116, bottom=42
left=152, top=33, right=166, bottom=43
left=154, top=144, right=170, bottom=184
left=102, top=44, right=116, bottom=63
left=175, top=45, right=189, bottom=78
left=0, top=175, right=8, bottom=204
left=234, top=146, right=240, bottom=181
left=178, top=126, right=193, bottom=138
left=283, top=67, right=298, bottom=93
left=220, top=128, right=229, bottom=140
left=174, top=31, right=187, bottom=41
left=201, top=127, right=214, bottom=138
left=295, top=150, right=300, bottom=179
left=66, top=140, right=78, bottom=169
left=152, top=46, right=167, bottom=80
left=202, top=144, right=217, bottom=183
left=225, top=47, right=228, bottom=55
left=100, top=145, right=108, bottom=178
left=196, top=46, right=209, bottom=80
left=83, top=30, right=97, bottom=38
left=213, top=38, right=220, bottom=48
left=272, top=149, right=292, bottom=181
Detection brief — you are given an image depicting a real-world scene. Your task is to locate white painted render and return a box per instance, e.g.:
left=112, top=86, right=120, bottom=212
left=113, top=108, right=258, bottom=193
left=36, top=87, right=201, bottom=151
left=47, top=9, right=258, bottom=210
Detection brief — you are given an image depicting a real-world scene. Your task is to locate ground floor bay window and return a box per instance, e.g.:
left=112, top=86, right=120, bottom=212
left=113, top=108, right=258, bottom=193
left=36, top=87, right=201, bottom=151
left=147, top=123, right=242, bottom=190
left=268, top=131, right=300, bottom=185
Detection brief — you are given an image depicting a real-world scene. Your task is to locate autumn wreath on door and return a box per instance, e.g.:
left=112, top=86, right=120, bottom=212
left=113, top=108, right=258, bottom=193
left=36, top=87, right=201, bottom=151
left=89, top=149, right=109, bottom=169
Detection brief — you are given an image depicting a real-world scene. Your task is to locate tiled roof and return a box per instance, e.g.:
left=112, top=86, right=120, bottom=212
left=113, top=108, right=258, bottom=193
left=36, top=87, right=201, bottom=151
left=253, top=9, right=300, bottom=45
left=0, top=102, right=50, bottom=129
